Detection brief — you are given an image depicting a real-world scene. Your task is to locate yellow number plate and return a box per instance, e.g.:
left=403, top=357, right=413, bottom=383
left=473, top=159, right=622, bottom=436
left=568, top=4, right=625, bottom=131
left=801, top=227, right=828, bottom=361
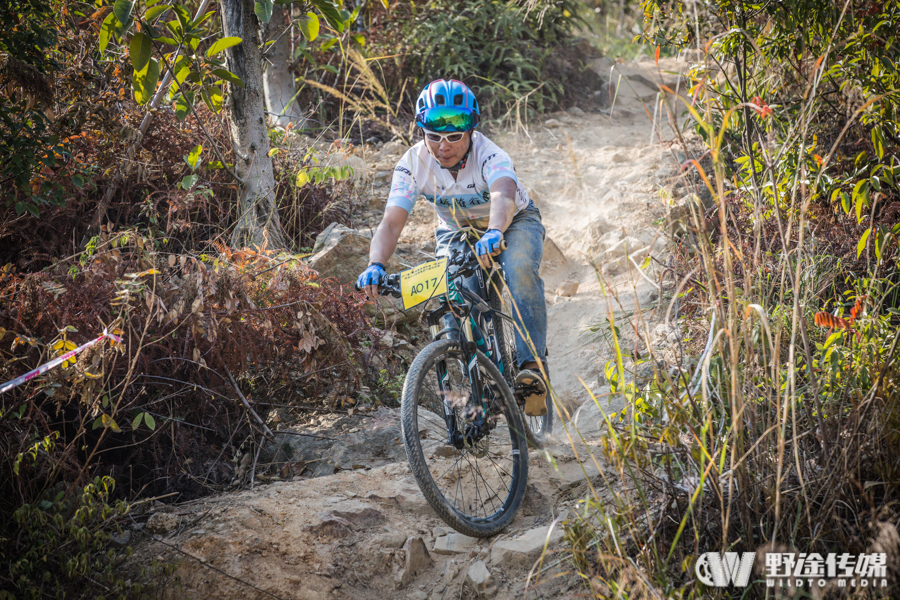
left=400, top=258, right=448, bottom=310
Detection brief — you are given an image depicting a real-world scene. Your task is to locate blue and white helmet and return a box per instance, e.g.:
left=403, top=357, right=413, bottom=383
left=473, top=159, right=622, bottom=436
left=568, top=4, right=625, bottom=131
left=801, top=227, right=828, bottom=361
left=414, top=79, right=480, bottom=132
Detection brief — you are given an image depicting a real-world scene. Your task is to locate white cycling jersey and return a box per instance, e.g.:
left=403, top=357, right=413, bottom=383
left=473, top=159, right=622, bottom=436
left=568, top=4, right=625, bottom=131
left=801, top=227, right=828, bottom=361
left=385, top=132, right=531, bottom=231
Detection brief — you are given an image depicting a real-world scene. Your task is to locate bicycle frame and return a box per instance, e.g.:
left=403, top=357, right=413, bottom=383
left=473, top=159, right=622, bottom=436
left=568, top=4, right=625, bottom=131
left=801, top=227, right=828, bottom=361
left=421, top=254, right=514, bottom=449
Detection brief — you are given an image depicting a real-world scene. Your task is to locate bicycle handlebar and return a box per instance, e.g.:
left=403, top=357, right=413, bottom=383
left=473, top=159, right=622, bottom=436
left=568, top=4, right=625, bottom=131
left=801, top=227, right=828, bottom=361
left=353, top=239, right=507, bottom=299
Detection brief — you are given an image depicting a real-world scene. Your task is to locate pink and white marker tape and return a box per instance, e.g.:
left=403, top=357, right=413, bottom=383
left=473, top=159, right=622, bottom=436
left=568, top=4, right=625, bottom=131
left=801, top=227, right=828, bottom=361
left=0, top=330, right=123, bottom=395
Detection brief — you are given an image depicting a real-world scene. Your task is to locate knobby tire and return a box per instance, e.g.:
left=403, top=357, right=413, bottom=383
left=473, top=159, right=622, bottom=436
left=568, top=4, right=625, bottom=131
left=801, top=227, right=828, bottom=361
left=401, top=339, right=528, bottom=538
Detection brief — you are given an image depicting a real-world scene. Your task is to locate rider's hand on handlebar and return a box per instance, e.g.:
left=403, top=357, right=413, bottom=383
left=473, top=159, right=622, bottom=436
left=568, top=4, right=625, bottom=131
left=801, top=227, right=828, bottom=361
left=475, top=229, right=504, bottom=270
left=357, top=263, right=386, bottom=300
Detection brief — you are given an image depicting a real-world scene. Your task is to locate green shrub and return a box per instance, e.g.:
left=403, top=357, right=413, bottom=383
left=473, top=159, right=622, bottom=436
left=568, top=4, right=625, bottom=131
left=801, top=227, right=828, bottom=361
left=1, top=475, right=173, bottom=599
left=296, top=0, right=596, bottom=131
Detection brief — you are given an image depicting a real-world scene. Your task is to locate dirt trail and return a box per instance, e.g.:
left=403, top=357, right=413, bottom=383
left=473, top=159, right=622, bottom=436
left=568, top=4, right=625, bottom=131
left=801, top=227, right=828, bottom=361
left=135, top=57, right=689, bottom=600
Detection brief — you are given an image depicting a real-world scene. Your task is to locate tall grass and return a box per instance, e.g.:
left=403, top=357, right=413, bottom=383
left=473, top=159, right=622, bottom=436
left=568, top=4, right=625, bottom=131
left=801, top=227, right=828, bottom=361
left=546, top=1, right=900, bottom=597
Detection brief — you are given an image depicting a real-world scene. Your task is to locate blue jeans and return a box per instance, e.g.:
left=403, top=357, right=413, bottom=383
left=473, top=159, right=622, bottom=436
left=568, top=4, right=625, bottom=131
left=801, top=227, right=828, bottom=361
left=434, top=202, right=548, bottom=369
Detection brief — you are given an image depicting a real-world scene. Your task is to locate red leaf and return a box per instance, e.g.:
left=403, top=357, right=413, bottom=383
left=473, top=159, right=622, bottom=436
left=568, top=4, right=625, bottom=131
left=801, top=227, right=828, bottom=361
left=815, top=312, right=850, bottom=330
left=655, top=45, right=660, bottom=65
left=849, top=296, right=865, bottom=324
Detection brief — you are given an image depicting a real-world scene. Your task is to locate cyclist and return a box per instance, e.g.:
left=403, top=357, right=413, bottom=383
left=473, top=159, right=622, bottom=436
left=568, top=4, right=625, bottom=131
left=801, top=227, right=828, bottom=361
left=357, top=79, right=549, bottom=417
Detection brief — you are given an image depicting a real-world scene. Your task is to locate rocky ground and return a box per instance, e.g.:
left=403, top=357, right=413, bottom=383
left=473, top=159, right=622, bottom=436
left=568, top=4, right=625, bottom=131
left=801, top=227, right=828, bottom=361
left=130, top=56, right=696, bottom=600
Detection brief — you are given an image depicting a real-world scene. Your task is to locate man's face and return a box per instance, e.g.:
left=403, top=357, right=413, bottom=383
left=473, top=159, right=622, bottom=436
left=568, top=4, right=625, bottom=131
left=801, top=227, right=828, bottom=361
left=425, top=131, right=471, bottom=168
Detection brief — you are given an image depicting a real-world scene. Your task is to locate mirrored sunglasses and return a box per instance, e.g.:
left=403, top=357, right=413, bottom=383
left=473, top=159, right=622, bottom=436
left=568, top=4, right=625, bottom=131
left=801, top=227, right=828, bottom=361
left=415, top=106, right=479, bottom=133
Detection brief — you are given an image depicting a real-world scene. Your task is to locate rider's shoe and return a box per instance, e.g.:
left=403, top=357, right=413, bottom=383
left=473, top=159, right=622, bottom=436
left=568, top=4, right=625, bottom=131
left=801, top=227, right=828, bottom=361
left=515, top=370, right=548, bottom=417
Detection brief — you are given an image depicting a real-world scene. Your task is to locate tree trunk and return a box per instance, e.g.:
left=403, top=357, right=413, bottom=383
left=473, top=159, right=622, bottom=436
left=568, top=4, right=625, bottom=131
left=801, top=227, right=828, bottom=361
left=261, top=4, right=305, bottom=129
left=221, top=0, right=286, bottom=249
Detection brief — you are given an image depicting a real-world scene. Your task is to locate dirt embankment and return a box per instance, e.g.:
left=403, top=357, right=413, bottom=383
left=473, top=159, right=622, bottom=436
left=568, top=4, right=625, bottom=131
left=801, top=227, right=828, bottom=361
left=131, top=56, right=691, bottom=600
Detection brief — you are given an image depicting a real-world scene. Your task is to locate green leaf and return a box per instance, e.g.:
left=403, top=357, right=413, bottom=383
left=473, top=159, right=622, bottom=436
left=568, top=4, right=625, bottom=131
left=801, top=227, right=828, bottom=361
left=132, top=413, right=144, bottom=430
left=841, top=192, right=850, bottom=214
left=872, top=126, right=885, bottom=160
left=101, top=414, right=122, bottom=432
left=166, top=19, right=183, bottom=41
left=175, top=90, right=194, bottom=120
left=351, top=33, right=365, bottom=46
left=171, top=3, right=191, bottom=29
left=133, top=58, right=160, bottom=105
left=113, top=14, right=134, bottom=40
left=379, top=0, right=388, bottom=7
left=296, top=170, right=309, bottom=187
left=254, top=0, right=273, bottom=23
left=130, top=31, right=153, bottom=72
left=319, top=37, right=338, bottom=52
left=145, top=413, right=156, bottom=430
left=201, top=86, right=223, bottom=113
left=180, top=173, right=199, bottom=189
left=312, top=0, right=343, bottom=30
left=853, top=180, right=869, bottom=223
left=206, top=36, right=242, bottom=57
left=185, top=144, right=203, bottom=170
left=99, top=12, right=117, bottom=54
left=211, top=68, right=245, bottom=88
left=857, top=228, right=872, bottom=258
left=875, top=230, right=886, bottom=260
left=113, top=0, right=134, bottom=27
left=145, top=5, right=169, bottom=21
left=298, top=12, right=319, bottom=41
left=172, top=55, right=192, bottom=87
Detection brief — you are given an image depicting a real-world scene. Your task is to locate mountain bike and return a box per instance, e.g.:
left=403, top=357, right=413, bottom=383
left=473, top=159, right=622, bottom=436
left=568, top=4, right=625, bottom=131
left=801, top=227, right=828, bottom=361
left=358, top=240, right=537, bottom=536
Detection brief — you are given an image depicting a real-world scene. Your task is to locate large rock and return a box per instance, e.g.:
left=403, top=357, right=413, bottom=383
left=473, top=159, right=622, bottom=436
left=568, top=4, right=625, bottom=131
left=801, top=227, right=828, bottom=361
left=375, top=140, right=408, bottom=164
left=307, top=513, right=352, bottom=539
left=146, top=512, right=179, bottom=535
left=311, top=222, right=363, bottom=254
left=539, top=236, right=569, bottom=276
left=490, top=525, right=566, bottom=568
left=266, top=407, right=406, bottom=478
left=307, top=227, right=399, bottom=287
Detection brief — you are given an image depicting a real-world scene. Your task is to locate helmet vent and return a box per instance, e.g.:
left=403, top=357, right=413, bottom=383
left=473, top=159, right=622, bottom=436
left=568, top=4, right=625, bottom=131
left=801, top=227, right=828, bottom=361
left=453, top=94, right=464, bottom=106
left=435, top=94, right=446, bottom=106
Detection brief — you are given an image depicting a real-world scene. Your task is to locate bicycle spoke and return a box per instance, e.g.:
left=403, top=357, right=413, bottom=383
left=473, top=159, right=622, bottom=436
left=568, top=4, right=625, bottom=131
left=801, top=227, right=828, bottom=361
left=402, top=339, right=527, bottom=536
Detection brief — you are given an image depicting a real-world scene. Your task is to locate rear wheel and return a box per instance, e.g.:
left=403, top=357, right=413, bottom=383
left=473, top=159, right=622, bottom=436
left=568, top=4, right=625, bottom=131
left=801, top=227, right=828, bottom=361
left=490, top=279, right=553, bottom=448
left=401, top=339, right=528, bottom=538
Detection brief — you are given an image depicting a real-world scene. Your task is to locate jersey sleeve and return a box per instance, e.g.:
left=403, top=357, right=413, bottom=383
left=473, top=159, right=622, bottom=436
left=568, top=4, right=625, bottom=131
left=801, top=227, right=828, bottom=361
left=479, top=143, right=518, bottom=188
left=385, top=150, right=417, bottom=213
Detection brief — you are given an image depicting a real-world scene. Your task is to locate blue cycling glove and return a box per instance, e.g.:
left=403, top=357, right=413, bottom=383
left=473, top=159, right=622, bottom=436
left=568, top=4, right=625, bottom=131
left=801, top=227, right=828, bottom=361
left=475, top=229, right=504, bottom=256
left=357, top=263, right=385, bottom=289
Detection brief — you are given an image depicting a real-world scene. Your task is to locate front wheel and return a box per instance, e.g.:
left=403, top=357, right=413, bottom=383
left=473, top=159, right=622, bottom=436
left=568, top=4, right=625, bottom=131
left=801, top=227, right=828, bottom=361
left=401, top=339, right=528, bottom=538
